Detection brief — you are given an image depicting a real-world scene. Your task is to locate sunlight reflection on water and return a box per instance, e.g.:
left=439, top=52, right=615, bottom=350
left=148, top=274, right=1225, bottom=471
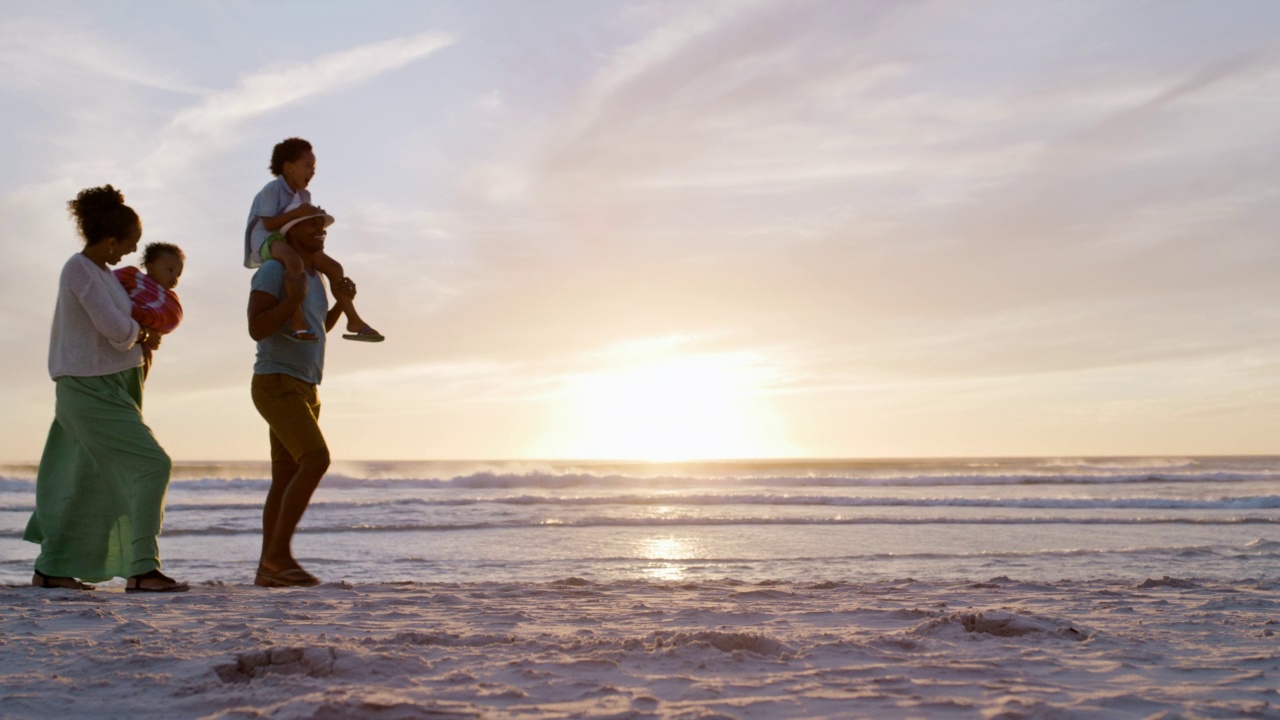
left=639, top=535, right=702, bottom=581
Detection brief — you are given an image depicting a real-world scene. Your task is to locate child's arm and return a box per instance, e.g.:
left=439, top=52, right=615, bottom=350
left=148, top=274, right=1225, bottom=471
left=260, top=203, right=320, bottom=232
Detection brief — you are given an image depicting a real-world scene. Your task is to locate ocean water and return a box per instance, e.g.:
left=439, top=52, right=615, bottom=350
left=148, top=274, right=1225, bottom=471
left=2, top=456, right=1279, bottom=586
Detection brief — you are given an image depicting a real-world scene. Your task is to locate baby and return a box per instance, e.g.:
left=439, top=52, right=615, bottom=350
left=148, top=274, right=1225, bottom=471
left=244, top=137, right=383, bottom=343
left=114, top=242, right=184, bottom=376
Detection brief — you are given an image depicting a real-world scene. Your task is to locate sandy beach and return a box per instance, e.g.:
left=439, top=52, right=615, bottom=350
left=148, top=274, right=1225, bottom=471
left=2, top=575, right=1277, bottom=718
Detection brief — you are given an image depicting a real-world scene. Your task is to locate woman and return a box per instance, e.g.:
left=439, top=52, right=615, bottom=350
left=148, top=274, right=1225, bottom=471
left=23, top=185, right=188, bottom=593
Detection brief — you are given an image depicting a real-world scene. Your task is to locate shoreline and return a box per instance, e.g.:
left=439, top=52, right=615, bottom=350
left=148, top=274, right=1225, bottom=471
left=2, top=576, right=1277, bottom=718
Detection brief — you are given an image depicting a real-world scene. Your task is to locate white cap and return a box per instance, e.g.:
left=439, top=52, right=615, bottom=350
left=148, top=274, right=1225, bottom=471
left=279, top=201, right=335, bottom=237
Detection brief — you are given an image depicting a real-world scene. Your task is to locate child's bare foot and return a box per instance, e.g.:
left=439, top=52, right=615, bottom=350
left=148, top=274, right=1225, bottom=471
left=287, top=306, right=316, bottom=343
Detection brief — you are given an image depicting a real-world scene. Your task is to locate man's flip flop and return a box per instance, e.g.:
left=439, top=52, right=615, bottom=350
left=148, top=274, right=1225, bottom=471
left=255, top=567, right=321, bottom=588
left=125, top=570, right=190, bottom=593
left=343, top=327, right=385, bottom=342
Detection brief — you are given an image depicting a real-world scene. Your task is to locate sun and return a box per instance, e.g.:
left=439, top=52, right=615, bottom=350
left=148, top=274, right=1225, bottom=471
left=537, top=351, right=787, bottom=461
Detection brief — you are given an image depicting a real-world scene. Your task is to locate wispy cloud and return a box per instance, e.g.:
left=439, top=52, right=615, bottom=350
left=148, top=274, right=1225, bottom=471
left=171, top=31, right=455, bottom=139
left=0, top=17, right=202, bottom=95
left=567, top=0, right=763, bottom=133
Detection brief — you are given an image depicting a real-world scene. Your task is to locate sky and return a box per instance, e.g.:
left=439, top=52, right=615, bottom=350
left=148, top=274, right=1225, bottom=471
left=3, top=0, right=1280, bottom=462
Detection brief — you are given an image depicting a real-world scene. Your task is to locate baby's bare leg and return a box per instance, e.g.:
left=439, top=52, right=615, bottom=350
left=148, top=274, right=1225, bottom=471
left=314, top=251, right=373, bottom=332
left=269, top=239, right=313, bottom=337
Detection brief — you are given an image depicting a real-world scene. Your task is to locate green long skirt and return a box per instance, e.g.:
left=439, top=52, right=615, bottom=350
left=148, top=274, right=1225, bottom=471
left=23, top=367, right=172, bottom=582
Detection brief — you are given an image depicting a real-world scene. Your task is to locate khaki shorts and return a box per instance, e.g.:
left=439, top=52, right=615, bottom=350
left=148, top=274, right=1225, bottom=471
left=251, top=373, right=326, bottom=461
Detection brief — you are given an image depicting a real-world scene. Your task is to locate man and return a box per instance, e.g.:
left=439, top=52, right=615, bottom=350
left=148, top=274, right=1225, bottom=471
left=247, top=207, right=356, bottom=587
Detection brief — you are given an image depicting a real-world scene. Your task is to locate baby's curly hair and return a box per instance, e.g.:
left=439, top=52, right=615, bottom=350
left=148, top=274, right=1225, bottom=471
left=270, top=137, right=313, bottom=176
left=67, top=185, right=140, bottom=246
left=142, top=242, right=184, bottom=266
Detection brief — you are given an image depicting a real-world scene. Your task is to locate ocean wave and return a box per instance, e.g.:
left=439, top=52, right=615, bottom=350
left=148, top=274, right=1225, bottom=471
left=7, top=469, right=1280, bottom=495
left=0, top=478, right=35, bottom=492
left=7, top=493, right=1278, bottom=515
left=7, top=492, right=1280, bottom=517
left=0, top=476, right=284, bottom=492
left=3, top=539, right=1276, bottom=567
left=293, top=470, right=1280, bottom=490
left=152, top=514, right=1280, bottom=537
left=579, top=542, right=1273, bottom=564
left=160, top=493, right=1280, bottom=513
left=422, top=493, right=1280, bottom=511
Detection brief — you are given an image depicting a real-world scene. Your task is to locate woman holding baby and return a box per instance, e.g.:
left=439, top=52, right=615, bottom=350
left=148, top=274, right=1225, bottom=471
left=23, top=185, right=188, bottom=593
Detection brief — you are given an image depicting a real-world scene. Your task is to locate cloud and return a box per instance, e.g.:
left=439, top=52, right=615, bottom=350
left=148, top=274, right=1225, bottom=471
left=475, top=0, right=1280, bottom=409
left=568, top=0, right=764, bottom=133
left=170, top=31, right=455, bottom=139
left=475, top=89, right=506, bottom=113
left=0, top=16, right=202, bottom=95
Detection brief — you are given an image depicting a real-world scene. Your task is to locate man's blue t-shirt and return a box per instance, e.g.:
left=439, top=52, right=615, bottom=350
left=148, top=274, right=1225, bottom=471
left=251, top=260, right=328, bottom=385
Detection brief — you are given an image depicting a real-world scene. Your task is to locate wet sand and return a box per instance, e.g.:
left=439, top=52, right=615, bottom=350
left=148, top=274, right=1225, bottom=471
left=1, top=576, right=1277, bottom=718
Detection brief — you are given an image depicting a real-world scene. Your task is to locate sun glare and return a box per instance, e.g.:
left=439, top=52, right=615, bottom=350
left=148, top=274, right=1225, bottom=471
left=639, top=536, right=698, bottom=581
left=539, top=352, right=786, bottom=461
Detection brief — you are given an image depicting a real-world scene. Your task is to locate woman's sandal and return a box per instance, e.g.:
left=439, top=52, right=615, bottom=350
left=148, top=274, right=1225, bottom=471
left=254, top=567, right=321, bottom=588
left=32, top=569, right=95, bottom=591
left=126, top=569, right=190, bottom=593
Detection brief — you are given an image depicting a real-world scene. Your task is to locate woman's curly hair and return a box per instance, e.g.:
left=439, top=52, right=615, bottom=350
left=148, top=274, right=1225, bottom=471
left=67, top=185, right=140, bottom=246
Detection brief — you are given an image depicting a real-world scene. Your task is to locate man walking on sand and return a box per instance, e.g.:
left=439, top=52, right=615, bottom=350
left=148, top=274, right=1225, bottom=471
left=246, top=206, right=357, bottom=587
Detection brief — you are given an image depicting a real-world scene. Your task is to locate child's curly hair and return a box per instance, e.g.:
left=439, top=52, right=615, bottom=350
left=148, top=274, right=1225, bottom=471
left=142, top=242, right=184, bottom=266
left=270, top=137, right=313, bottom=176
